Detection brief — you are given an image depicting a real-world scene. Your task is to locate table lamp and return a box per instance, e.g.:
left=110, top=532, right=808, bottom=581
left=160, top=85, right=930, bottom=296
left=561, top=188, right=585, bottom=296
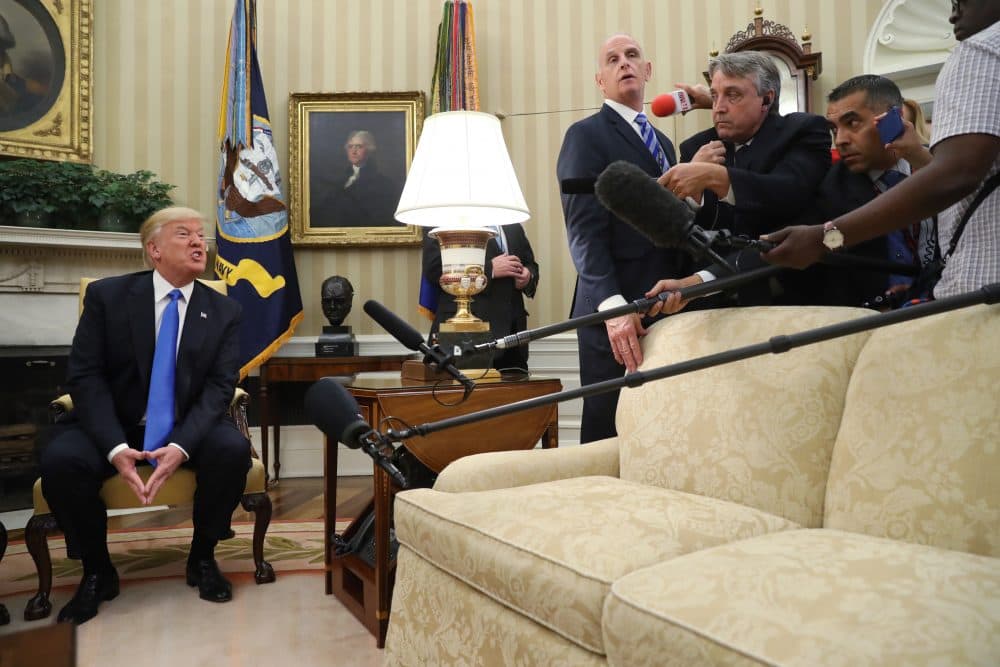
left=395, top=111, right=529, bottom=364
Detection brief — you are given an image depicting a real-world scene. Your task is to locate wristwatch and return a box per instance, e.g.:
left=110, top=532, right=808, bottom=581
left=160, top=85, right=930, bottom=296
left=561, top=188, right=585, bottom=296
left=822, top=221, right=845, bottom=251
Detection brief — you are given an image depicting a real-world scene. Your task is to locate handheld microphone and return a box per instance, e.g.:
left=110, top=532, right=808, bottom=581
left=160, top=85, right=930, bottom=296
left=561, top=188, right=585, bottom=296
left=650, top=90, right=693, bottom=118
left=304, top=377, right=409, bottom=488
left=594, top=160, right=736, bottom=272
left=362, top=300, right=475, bottom=397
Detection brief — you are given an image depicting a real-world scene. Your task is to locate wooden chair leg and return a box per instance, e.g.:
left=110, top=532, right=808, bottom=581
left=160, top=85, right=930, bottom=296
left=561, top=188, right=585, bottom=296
left=24, top=513, right=58, bottom=621
left=0, top=521, right=8, bottom=625
left=240, top=492, right=275, bottom=584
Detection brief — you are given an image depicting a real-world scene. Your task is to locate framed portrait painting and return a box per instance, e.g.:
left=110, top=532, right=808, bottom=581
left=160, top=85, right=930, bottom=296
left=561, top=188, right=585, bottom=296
left=289, top=91, right=425, bottom=246
left=0, top=0, right=91, bottom=162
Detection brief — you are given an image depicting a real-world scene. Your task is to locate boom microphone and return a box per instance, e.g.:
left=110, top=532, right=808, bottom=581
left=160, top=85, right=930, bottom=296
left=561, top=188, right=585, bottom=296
left=304, top=377, right=409, bottom=487
left=363, top=299, right=475, bottom=397
left=650, top=90, right=693, bottom=118
left=594, top=160, right=735, bottom=271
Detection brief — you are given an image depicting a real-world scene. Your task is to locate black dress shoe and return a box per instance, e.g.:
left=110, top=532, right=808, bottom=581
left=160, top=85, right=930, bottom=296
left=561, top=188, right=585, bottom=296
left=57, top=569, right=120, bottom=625
left=186, top=559, right=233, bottom=603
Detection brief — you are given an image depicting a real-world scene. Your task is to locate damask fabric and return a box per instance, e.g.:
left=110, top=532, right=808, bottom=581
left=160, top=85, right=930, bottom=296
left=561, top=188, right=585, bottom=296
left=617, top=306, right=873, bottom=528
left=432, top=436, right=621, bottom=493
left=603, top=529, right=1000, bottom=667
left=824, top=303, right=1000, bottom=556
left=393, top=476, right=799, bottom=655
left=385, top=548, right=606, bottom=667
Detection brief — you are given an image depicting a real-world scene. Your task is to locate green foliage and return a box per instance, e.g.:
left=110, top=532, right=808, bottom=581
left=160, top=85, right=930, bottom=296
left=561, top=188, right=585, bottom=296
left=0, top=159, right=174, bottom=231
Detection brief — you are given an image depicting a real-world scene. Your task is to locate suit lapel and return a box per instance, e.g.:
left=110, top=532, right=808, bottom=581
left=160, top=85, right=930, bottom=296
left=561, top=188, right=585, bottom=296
left=176, top=284, right=210, bottom=405
left=601, top=105, right=660, bottom=173
left=128, top=275, right=156, bottom=391
left=738, top=114, right=782, bottom=171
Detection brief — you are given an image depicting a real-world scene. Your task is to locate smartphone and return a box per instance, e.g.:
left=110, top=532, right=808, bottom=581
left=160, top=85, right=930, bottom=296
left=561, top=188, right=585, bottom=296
left=877, top=106, right=905, bottom=145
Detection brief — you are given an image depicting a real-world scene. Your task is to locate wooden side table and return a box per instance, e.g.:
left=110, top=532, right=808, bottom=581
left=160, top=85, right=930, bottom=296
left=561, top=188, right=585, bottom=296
left=324, top=375, right=562, bottom=647
left=257, top=355, right=412, bottom=484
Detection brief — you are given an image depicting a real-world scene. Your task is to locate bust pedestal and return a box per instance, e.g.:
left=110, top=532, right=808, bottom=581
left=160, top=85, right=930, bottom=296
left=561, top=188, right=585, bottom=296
left=315, top=325, right=359, bottom=357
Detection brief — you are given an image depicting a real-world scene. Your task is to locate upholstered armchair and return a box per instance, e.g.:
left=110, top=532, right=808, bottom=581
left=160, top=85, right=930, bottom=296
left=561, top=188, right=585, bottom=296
left=22, top=278, right=274, bottom=622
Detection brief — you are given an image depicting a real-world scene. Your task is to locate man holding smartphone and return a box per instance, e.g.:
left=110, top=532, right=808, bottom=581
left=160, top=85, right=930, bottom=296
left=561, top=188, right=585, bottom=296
left=763, top=0, right=1000, bottom=300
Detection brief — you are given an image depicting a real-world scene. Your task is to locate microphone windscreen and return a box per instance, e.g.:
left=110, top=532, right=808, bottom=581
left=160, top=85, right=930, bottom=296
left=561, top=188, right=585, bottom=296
left=363, top=299, right=425, bottom=351
left=650, top=94, right=677, bottom=117
left=594, top=161, right=694, bottom=249
left=304, top=377, right=369, bottom=449
left=560, top=178, right=596, bottom=195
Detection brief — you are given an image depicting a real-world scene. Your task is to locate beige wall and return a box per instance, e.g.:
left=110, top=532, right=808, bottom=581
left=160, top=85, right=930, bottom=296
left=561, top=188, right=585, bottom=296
left=93, top=0, right=883, bottom=336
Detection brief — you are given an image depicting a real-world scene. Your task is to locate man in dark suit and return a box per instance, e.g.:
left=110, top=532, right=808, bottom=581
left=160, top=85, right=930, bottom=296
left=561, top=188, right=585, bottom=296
left=780, top=75, right=935, bottom=307
left=40, top=207, right=251, bottom=624
left=557, top=33, right=691, bottom=443
left=643, top=52, right=830, bottom=313
left=423, top=223, right=539, bottom=372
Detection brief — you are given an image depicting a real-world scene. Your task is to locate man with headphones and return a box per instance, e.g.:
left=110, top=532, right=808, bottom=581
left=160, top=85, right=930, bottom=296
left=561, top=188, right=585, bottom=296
left=657, top=51, right=830, bottom=306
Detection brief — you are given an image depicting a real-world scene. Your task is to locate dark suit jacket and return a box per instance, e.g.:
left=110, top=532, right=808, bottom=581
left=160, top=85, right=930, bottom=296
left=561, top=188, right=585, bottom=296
left=778, top=162, right=895, bottom=307
left=67, top=271, right=242, bottom=459
left=680, top=112, right=830, bottom=305
left=557, top=104, right=692, bottom=318
left=680, top=111, right=831, bottom=240
left=423, top=224, right=539, bottom=368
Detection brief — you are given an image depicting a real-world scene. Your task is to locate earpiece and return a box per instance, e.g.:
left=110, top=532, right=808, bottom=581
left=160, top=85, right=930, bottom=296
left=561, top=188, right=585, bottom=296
left=762, top=95, right=772, bottom=108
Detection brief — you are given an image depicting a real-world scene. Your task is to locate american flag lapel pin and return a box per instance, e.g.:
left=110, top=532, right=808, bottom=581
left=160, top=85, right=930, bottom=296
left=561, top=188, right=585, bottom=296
left=200, top=312, right=208, bottom=319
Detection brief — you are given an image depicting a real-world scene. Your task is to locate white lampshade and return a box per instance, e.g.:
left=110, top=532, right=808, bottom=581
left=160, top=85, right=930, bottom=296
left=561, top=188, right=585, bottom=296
left=395, top=110, right=530, bottom=229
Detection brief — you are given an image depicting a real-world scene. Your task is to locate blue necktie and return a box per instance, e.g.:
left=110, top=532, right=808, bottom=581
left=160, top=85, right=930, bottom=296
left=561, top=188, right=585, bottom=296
left=143, top=289, right=181, bottom=462
left=635, top=113, right=669, bottom=174
left=879, top=169, right=906, bottom=190
left=878, top=170, right=917, bottom=287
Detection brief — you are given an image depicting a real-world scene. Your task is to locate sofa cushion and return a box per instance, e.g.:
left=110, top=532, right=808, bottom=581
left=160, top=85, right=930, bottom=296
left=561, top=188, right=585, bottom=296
left=619, top=306, right=872, bottom=527
left=393, top=476, right=799, bottom=654
left=824, top=303, right=1000, bottom=556
left=604, top=529, right=1000, bottom=667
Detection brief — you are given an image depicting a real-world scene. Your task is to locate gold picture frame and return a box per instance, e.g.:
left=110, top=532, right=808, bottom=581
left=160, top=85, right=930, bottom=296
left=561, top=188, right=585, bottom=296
left=289, top=91, right=425, bottom=246
left=0, top=0, right=92, bottom=162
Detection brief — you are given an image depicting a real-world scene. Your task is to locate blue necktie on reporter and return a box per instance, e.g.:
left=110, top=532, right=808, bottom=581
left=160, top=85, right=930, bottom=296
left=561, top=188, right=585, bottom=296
left=635, top=113, right=669, bottom=174
left=143, top=289, right=181, bottom=466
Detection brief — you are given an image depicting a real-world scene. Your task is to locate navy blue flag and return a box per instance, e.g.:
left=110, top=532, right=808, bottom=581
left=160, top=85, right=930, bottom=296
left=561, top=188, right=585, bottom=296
left=216, top=0, right=303, bottom=378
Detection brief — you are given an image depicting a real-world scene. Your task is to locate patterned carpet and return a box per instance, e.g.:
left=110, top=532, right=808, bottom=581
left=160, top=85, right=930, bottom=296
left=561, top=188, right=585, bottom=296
left=0, top=520, right=341, bottom=597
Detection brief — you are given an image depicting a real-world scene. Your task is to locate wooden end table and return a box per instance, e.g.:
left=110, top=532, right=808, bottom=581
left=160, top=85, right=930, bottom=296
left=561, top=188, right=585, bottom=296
left=324, top=374, right=562, bottom=647
left=257, top=355, right=412, bottom=485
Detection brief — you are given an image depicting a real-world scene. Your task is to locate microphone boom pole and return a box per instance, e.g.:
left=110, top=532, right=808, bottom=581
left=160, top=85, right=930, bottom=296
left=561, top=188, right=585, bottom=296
left=398, top=283, right=997, bottom=440
left=472, top=264, right=786, bottom=353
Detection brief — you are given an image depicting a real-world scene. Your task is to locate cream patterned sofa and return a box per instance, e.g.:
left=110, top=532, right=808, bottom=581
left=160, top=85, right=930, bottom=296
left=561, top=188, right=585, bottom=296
left=384, top=304, right=1000, bottom=666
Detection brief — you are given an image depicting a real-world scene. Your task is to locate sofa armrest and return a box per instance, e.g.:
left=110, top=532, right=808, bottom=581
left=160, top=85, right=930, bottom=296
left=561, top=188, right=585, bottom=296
left=433, top=437, right=620, bottom=493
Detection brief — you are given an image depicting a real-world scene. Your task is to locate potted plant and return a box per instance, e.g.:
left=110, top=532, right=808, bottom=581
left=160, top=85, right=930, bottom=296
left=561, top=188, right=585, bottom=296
left=92, top=169, right=174, bottom=232
left=0, top=159, right=174, bottom=232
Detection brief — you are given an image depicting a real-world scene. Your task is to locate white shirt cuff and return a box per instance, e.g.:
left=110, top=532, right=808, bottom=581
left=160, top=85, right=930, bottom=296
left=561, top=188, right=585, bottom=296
left=168, top=442, right=190, bottom=460
left=107, top=443, right=129, bottom=463
left=722, top=185, right=736, bottom=205
left=597, top=295, right=628, bottom=311
left=695, top=270, right=717, bottom=283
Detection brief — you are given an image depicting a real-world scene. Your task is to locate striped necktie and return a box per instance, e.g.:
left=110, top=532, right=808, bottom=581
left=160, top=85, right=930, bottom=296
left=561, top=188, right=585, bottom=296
left=143, top=289, right=181, bottom=464
left=634, top=113, right=669, bottom=174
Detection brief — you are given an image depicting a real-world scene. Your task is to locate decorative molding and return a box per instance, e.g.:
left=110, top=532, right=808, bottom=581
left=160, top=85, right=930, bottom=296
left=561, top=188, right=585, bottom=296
left=864, top=0, right=953, bottom=99
left=0, top=225, right=143, bottom=250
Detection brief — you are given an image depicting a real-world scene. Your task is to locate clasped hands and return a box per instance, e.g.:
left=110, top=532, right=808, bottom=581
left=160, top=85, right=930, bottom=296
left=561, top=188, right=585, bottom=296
left=112, top=446, right=186, bottom=505
left=492, top=253, right=531, bottom=290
